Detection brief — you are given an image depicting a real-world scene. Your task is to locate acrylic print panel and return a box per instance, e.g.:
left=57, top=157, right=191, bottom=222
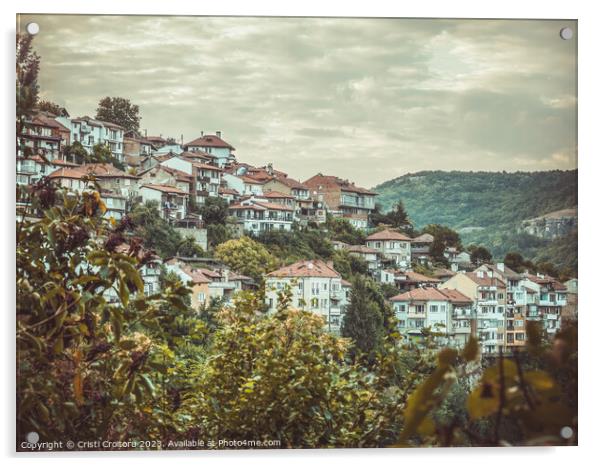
left=16, top=14, right=577, bottom=451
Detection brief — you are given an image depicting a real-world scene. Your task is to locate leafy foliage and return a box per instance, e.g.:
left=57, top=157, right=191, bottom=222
left=215, top=236, right=278, bottom=281
left=129, top=201, right=184, bottom=258
left=95, top=96, right=141, bottom=133
left=37, top=99, right=69, bottom=116
left=16, top=34, right=40, bottom=137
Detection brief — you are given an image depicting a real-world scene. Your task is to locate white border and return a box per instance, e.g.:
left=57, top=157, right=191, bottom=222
left=2, top=1, right=601, bottom=465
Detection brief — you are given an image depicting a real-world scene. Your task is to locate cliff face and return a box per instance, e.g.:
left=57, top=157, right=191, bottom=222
left=520, top=208, right=577, bottom=240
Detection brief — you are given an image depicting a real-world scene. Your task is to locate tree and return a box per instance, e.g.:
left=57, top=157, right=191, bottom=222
left=177, top=236, right=204, bottom=258
left=200, top=196, right=229, bottom=225
left=470, top=246, right=492, bottom=266
left=129, top=201, right=184, bottom=258
left=63, top=141, right=88, bottom=165
left=16, top=182, right=193, bottom=445
left=372, top=200, right=413, bottom=232
left=16, top=34, right=40, bottom=137
left=95, top=96, right=141, bottom=133
left=214, top=236, right=277, bottom=281
left=325, top=215, right=366, bottom=245
left=422, top=224, right=463, bottom=250
left=341, top=275, right=387, bottom=363
left=37, top=99, right=69, bottom=116
left=536, top=261, right=559, bottom=278
left=504, top=251, right=526, bottom=272
left=178, top=297, right=406, bottom=448
left=207, top=223, right=232, bottom=249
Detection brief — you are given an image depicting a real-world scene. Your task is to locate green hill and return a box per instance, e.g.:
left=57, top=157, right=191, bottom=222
left=373, top=170, right=577, bottom=271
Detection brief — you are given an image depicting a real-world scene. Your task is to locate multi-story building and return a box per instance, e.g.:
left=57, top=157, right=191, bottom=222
left=137, top=165, right=193, bottom=197
left=390, top=288, right=473, bottom=347
left=56, top=116, right=125, bottom=162
left=18, top=114, right=68, bottom=161
left=265, top=259, right=350, bottom=333
left=440, top=270, right=507, bottom=354
left=183, top=131, right=235, bottom=168
left=139, top=184, right=188, bottom=222
left=228, top=197, right=294, bottom=234
left=303, top=174, right=377, bottom=230
left=520, top=273, right=567, bottom=336
left=410, top=233, right=434, bottom=264
left=365, top=229, right=412, bottom=268
left=160, top=155, right=222, bottom=205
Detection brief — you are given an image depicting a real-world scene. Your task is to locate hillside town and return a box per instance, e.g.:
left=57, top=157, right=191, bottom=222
left=16, top=110, right=577, bottom=357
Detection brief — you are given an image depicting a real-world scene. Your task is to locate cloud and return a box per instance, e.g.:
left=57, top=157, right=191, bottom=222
left=20, top=15, right=577, bottom=187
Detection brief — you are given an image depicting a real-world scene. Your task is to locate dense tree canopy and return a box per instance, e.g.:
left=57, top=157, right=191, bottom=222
left=95, top=96, right=141, bottom=133
left=215, top=236, right=277, bottom=281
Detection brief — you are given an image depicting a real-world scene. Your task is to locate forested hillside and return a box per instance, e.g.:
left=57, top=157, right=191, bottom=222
left=373, top=170, right=577, bottom=270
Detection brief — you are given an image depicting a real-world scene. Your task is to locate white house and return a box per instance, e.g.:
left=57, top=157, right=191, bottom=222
left=265, top=260, right=350, bottom=333
left=139, top=184, right=188, bottom=222
left=183, top=132, right=235, bottom=168
left=365, top=229, right=412, bottom=268
left=57, top=116, right=125, bottom=162
left=228, top=197, right=294, bottom=234
left=390, top=287, right=473, bottom=347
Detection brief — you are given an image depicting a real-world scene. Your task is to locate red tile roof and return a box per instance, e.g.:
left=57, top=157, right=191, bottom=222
left=304, top=174, right=376, bottom=196
left=391, top=287, right=472, bottom=303
left=465, top=272, right=506, bottom=288
left=48, top=163, right=137, bottom=180
left=397, top=271, right=441, bottom=283
left=229, top=200, right=293, bottom=212
left=267, top=260, right=340, bottom=279
left=185, top=134, right=235, bottom=150
left=366, top=229, right=411, bottom=241
left=347, top=245, right=379, bottom=254
left=262, top=190, right=295, bottom=199
left=141, top=184, right=188, bottom=195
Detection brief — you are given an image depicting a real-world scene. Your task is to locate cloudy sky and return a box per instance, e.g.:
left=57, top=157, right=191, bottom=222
left=20, top=15, right=577, bottom=187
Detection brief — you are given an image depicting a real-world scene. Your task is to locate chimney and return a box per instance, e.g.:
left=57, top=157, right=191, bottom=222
left=451, top=263, right=459, bottom=272
left=216, top=130, right=222, bottom=138
left=144, top=129, right=147, bottom=137
left=267, top=163, right=273, bottom=175
left=496, top=262, right=505, bottom=272
left=201, top=131, right=204, bottom=136
left=180, top=134, right=183, bottom=144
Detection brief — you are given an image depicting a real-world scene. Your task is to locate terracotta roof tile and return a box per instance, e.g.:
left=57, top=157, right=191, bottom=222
left=366, top=229, right=412, bottom=241
left=267, top=260, right=340, bottom=279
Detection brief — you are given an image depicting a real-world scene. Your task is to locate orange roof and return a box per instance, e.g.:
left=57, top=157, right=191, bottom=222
left=141, top=184, right=188, bottom=195
left=391, top=287, right=472, bottom=303
left=262, top=190, right=295, bottom=199
left=219, top=187, right=240, bottom=195
left=412, top=233, right=434, bottom=243
left=465, top=272, right=506, bottom=288
left=229, top=200, right=293, bottom=212
left=347, top=245, right=379, bottom=254
left=48, top=163, right=138, bottom=180
left=397, top=271, right=441, bottom=283
left=267, top=260, right=340, bottom=279
left=304, top=174, right=376, bottom=196
left=185, top=134, right=235, bottom=150
left=366, top=229, right=411, bottom=241
left=192, top=161, right=222, bottom=172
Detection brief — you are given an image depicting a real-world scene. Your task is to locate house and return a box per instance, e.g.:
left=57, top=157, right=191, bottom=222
left=393, top=270, right=441, bottom=292
left=99, top=191, right=127, bottom=220
left=365, top=229, right=412, bottom=268
left=144, top=135, right=168, bottom=149
left=137, top=165, right=193, bottom=197
left=47, top=163, right=139, bottom=197
left=183, top=131, right=235, bottom=167
left=159, top=155, right=222, bottom=205
left=123, top=131, right=156, bottom=158
left=57, top=116, right=125, bottom=162
left=440, top=271, right=507, bottom=354
left=16, top=155, right=79, bottom=186
left=520, top=273, right=567, bottom=335
left=411, top=233, right=434, bottom=263
left=18, top=114, right=67, bottom=161
left=346, top=245, right=381, bottom=271
left=265, top=260, right=350, bottom=333
left=303, top=173, right=377, bottom=230
left=563, top=278, right=578, bottom=321
left=228, top=197, right=294, bottom=234
left=218, top=187, right=240, bottom=204
left=389, top=288, right=473, bottom=347
left=165, top=260, right=253, bottom=308
left=139, top=184, right=188, bottom=222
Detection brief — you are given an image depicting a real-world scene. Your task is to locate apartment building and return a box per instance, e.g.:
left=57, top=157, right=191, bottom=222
left=139, top=184, right=188, bottom=222
left=440, top=271, right=507, bottom=354
left=389, top=288, right=474, bottom=347
left=228, top=197, right=294, bottom=234
left=183, top=131, right=235, bottom=168
left=18, top=114, right=68, bottom=161
left=160, top=155, right=222, bottom=205
left=303, top=173, right=377, bottom=230
left=57, top=116, right=125, bottom=162
left=265, top=260, right=350, bottom=333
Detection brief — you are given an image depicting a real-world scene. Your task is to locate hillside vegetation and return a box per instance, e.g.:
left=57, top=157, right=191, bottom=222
left=373, top=170, right=577, bottom=271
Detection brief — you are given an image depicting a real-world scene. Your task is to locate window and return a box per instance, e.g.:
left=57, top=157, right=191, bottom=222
left=498, top=306, right=504, bottom=313
left=88, top=136, right=94, bottom=145
left=198, top=292, right=206, bottom=302
left=311, top=298, right=319, bottom=308
left=397, top=304, right=406, bottom=313
left=323, top=283, right=328, bottom=291
left=398, top=320, right=406, bottom=328
left=429, top=305, right=438, bottom=313
left=498, top=293, right=504, bottom=300
left=516, top=333, right=525, bottom=341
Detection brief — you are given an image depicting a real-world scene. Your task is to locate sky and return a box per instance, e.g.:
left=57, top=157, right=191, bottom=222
left=19, top=15, right=577, bottom=187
